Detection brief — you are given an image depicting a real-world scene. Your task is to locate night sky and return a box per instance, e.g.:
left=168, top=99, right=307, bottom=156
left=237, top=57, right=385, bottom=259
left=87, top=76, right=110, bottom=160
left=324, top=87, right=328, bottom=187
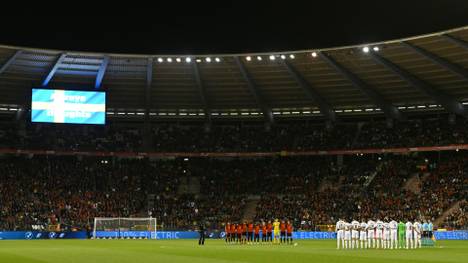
left=0, top=1, right=467, bottom=54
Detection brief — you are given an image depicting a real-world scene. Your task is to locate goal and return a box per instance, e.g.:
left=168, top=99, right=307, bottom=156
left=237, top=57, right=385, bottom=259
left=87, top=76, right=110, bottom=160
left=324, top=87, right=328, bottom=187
left=93, top=217, right=157, bottom=239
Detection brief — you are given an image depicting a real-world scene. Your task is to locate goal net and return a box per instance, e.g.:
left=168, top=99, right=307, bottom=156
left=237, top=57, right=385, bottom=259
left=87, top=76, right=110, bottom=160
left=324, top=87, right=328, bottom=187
left=93, top=217, right=157, bottom=239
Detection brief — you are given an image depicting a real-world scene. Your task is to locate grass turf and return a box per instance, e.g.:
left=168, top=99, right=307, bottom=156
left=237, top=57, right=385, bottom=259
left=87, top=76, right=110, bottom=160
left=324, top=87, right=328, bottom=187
left=0, top=239, right=466, bottom=263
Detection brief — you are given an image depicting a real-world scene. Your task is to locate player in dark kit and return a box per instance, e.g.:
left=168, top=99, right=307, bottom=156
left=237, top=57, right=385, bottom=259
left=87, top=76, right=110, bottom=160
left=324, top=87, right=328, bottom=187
left=242, top=222, right=248, bottom=244
left=198, top=223, right=205, bottom=245
left=248, top=222, right=254, bottom=244
left=254, top=223, right=260, bottom=244
left=267, top=221, right=273, bottom=242
left=280, top=220, right=286, bottom=243
left=262, top=222, right=267, bottom=243
left=236, top=224, right=243, bottom=243
left=286, top=220, right=293, bottom=244
left=225, top=222, right=231, bottom=243
left=230, top=223, right=236, bottom=243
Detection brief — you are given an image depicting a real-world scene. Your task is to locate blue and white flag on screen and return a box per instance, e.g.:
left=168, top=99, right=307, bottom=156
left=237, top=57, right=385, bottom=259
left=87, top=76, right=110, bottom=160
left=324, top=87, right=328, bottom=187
left=31, top=89, right=106, bottom=125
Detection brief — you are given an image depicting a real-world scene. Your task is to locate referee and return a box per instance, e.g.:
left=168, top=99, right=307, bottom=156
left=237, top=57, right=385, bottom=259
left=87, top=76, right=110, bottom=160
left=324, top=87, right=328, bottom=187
left=428, top=221, right=433, bottom=239
left=198, top=223, right=206, bottom=245
left=422, top=220, right=429, bottom=238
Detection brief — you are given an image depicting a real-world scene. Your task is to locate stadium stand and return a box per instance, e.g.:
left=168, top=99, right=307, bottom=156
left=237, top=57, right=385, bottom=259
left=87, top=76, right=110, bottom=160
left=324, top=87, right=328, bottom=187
left=0, top=26, right=468, bottom=235
left=0, top=151, right=466, bottom=231
left=0, top=116, right=468, bottom=152
left=441, top=200, right=466, bottom=229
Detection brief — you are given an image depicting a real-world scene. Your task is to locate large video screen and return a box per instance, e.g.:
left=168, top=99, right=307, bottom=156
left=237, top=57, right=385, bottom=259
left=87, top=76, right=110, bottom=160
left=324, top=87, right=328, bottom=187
left=31, top=89, right=106, bottom=125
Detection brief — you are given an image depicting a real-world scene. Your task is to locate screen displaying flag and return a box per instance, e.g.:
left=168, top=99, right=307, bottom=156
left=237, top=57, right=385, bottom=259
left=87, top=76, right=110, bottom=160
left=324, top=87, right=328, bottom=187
left=31, top=89, right=106, bottom=125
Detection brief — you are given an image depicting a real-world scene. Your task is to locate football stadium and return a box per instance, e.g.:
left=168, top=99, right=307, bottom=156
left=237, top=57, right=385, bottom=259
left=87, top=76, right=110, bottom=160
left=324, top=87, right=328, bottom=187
left=0, top=5, right=467, bottom=263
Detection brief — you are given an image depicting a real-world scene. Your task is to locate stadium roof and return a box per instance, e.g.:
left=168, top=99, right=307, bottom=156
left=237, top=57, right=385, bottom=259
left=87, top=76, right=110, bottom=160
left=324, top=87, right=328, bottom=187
left=1, top=26, right=468, bottom=121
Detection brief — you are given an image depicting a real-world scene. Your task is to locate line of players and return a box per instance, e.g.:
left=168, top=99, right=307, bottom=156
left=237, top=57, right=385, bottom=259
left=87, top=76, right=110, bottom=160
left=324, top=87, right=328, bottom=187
left=336, top=219, right=429, bottom=249
left=224, top=219, right=294, bottom=245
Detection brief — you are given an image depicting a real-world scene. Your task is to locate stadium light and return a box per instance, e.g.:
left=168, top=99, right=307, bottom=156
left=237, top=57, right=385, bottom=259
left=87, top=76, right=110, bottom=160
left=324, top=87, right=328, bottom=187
left=215, top=57, right=221, bottom=62
left=289, top=54, right=295, bottom=59
left=257, top=56, right=263, bottom=61
left=269, top=55, right=276, bottom=61
left=246, top=56, right=252, bottom=61
left=280, top=55, right=286, bottom=59
left=373, top=46, right=380, bottom=51
left=184, top=158, right=189, bottom=161
left=185, top=57, right=192, bottom=63
left=206, top=57, right=212, bottom=63
left=362, top=46, right=370, bottom=53
left=176, top=58, right=181, bottom=63
left=167, top=58, right=173, bottom=63
left=157, top=58, right=164, bottom=63
left=311, top=52, right=317, bottom=57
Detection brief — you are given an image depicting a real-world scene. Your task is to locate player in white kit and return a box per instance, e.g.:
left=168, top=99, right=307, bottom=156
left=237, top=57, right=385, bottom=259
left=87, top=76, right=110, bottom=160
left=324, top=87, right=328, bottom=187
left=344, top=223, right=352, bottom=249
left=383, top=222, right=390, bottom=249
left=375, top=220, right=384, bottom=249
left=405, top=221, right=413, bottom=249
left=359, top=221, right=368, bottom=249
left=351, top=220, right=360, bottom=249
left=413, top=221, right=422, bottom=248
left=367, top=220, right=376, bottom=248
left=389, top=220, right=398, bottom=249
left=335, top=219, right=345, bottom=249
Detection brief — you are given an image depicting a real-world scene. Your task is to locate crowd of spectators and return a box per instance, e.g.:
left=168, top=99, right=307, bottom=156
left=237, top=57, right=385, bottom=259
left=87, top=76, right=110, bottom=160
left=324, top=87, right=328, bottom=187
left=354, top=119, right=468, bottom=148
left=441, top=200, right=466, bottom=229
left=0, top=122, right=142, bottom=152
left=0, top=115, right=467, bottom=232
left=193, top=157, right=327, bottom=195
left=1, top=116, right=468, bottom=152
left=1, top=153, right=466, bottom=231
left=0, top=155, right=321, bottom=231
left=253, top=154, right=467, bottom=230
left=0, top=156, right=177, bottom=231
left=150, top=194, right=246, bottom=230
left=151, top=122, right=355, bottom=152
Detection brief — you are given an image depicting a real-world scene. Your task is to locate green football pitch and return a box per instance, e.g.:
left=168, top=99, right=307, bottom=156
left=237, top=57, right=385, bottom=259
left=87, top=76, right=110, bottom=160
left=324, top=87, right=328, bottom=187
left=0, top=239, right=466, bottom=263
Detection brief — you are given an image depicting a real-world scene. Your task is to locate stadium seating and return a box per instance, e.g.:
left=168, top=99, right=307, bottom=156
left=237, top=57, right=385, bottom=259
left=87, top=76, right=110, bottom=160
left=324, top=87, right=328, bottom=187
left=441, top=200, right=466, bottom=229
left=0, top=149, right=466, bottom=231
left=1, top=116, right=468, bottom=152
left=1, top=114, right=467, bottom=232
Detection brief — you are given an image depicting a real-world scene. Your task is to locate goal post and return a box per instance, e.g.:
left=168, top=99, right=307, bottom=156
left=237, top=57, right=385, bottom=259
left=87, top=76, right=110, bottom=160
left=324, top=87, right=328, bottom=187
left=93, top=217, right=157, bottom=239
